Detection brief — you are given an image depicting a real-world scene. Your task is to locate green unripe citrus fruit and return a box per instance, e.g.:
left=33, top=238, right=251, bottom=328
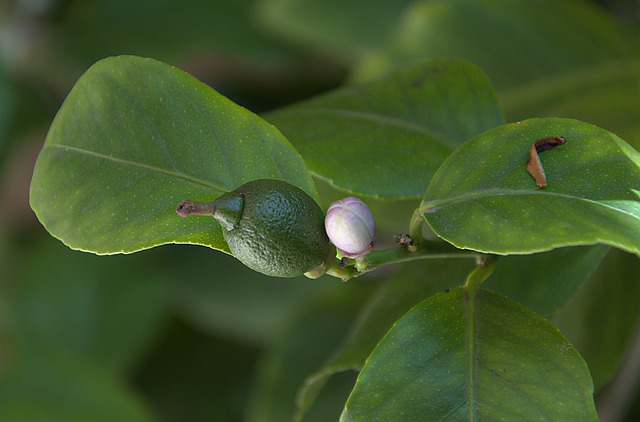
left=177, top=179, right=335, bottom=278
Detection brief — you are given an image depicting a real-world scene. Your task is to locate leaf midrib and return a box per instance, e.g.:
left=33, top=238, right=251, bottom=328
left=465, top=289, right=478, bottom=421
left=421, top=188, right=640, bottom=219
left=49, top=143, right=224, bottom=191
left=500, top=58, right=640, bottom=111
left=271, top=107, right=461, bottom=149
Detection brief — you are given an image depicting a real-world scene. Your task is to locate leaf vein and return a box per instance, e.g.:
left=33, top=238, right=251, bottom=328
left=422, top=189, right=640, bottom=219
left=274, top=107, right=460, bottom=149
left=48, top=144, right=224, bottom=191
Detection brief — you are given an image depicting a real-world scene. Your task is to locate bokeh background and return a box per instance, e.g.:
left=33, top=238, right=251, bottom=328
left=1, top=0, right=640, bottom=421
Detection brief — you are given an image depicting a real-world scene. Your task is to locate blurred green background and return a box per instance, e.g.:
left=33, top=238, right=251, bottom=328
left=1, top=0, right=640, bottom=421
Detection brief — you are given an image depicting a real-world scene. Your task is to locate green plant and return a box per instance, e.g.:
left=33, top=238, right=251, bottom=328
left=28, top=52, right=640, bottom=419
left=13, top=0, right=640, bottom=420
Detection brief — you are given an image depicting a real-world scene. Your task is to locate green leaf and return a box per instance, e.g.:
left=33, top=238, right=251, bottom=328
left=248, top=286, right=372, bottom=422
left=501, top=59, right=640, bottom=151
left=342, top=288, right=598, bottom=420
left=0, top=354, right=154, bottom=422
left=295, top=259, right=476, bottom=420
left=5, top=234, right=170, bottom=375
left=421, top=118, right=640, bottom=256
left=169, top=244, right=339, bottom=345
left=553, top=249, right=640, bottom=389
left=62, top=0, right=294, bottom=66
left=29, top=55, right=315, bottom=255
left=484, top=245, right=610, bottom=319
left=265, top=58, right=505, bottom=198
left=353, top=0, right=626, bottom=89
left=255, top=0, right=414, bottom=60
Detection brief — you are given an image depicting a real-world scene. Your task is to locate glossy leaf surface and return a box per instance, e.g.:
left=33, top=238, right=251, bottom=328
left=501, top=59, right=640, bottom=150
left=342, top=288, right=597, bottom=420
left=62, top=0, right=294, bottom=66
left=248, top=286, right=372, bottom=422
left=256, top=0, right=414, bottom=59
left=421, top=118, right=640, bottom=255
left=295, top=259, right=475, bottom=419
left=553, top=249, right=640, bottom=389
left=169, top=244, right=339, bottom=345
left=29, top=56, right=315, bottom=254
left=484, top=245, right=610, bottom=318
left=353, top=0, right=626, bottom=89
left=266, top=58, right=504, bottom=198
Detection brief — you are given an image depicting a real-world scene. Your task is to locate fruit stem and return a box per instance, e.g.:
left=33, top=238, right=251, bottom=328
left=176, top=200, right=216, bottom=217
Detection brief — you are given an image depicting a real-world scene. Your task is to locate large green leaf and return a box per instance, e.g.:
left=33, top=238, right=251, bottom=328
left=266, top=58, right=505, bottom=198
left=553, top=249, right=640, bottom=389
left=353, top=0, right=626, bottom=89
left=168, top=244, right=338, bottom=345
left=0, top=353, right=154, bottom=422
left=294, top=259, right=476, bottom=420
left=255, top=0, right=414, bottom=60
left=30, top=55, right=315, bottom=255
left=5, top=235, right=170, bottom=375
left=421, top=118, right=640, bottom=255
left=247, top=286, right=372, bottom=422
left=501, top=59, right=640, bottom=150
left=342, top=288, right=598, bottom=420
left=484, top=245, right=610, bottom=318
left=62, top=0, right=294, bottom=66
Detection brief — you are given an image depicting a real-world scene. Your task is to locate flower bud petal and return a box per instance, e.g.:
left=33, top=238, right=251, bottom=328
left=325, top=197, right=376, bottom=258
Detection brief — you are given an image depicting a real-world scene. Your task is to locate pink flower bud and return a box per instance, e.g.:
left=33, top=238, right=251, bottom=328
left=325, top=197, right=376, bottom=258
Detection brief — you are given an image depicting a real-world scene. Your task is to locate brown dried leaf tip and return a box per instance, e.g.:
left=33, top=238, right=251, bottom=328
left=525, top=136, right=566, bottom=188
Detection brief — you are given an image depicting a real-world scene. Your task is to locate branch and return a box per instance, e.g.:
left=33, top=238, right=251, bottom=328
left=325, top=239, right=481, bottom=282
